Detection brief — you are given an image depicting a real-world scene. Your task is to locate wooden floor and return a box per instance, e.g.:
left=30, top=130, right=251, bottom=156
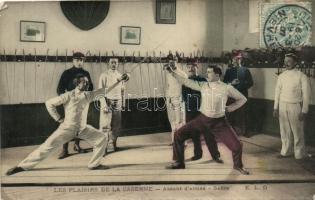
left=1, top=132, right=315, bottom=199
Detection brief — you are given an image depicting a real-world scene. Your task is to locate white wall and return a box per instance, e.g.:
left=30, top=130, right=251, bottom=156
left=248, top=68, right=315, bottom=105
left=0, top=0, right=223, bottom=56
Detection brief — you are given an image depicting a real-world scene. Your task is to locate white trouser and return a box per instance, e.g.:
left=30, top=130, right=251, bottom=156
left=166, top=96, right=185, bottom=142
left=99, top=99, right=122, bottom=142
left=18, top=124, right=108, bottom=169
left=279, top=102, right=306, bottom=159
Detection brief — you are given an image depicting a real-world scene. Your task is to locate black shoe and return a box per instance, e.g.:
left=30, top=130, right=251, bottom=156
left=213, top=157, right=224, bottom=164
left=234, top=167, right=250, bottom=175
left=242, top=133, right=251, bottom=138
left=276, top=154, right=292, bottom=159
left=165, top=162, right=185, bottom=169
left=58, top=151, right=70, bottom=159
left=90, top=165, right=110, bottom=170
left=113, top=140, right=118, bottom=152
left=190, top=155, right=202, bottom=161
left=74, top=144, right=87, bottom=153
left=6, top=167, right=25, bottom=176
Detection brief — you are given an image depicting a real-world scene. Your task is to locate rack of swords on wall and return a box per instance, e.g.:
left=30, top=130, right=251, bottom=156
left=0, top=47, right=315, bottom=105
left=221, top=46, right=315, bottom=78
left=0, top=49, right=222, bottom=64
left=0, top=49, right=224, bottom=105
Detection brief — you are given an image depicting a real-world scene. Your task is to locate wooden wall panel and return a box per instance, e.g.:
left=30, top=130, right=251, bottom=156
left=6, top=62, right=16, bottom=104
left=13, top=62, right=25, bottom=104
left=0, top=62, right=10, bottom=104
left=0, top=62, right=209, bottom=105
left=35, top=62, right=48, bottom=103
left=44, top=62, right=61, bottom=99
left=24, top=62, right=36, bottom=104
left=124, top=63, right=139, bottom=98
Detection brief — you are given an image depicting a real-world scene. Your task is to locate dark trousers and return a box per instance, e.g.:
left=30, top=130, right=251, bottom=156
left=173, top=113, right=243, bottom=168
left=107, top=99, right=122, bottom=142
left=186, top=111, right=220, bottom=158
left=227, top=100, right=248, bottom=136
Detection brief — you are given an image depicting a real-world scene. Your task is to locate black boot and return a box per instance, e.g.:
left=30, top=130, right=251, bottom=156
left=73, top=140, right=86, bottom=153
left=165, top=162, right=185, bottom=169
left=233, top=167, right=250, bottom=175
left=6, top=166, right=25, bottom=176
left=58, top=143, right=69, bottom=159
left=190, top=154, right=202, bottom=161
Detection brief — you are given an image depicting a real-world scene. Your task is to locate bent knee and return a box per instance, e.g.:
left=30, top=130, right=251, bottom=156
left=230, top=141, right=242, bottom=152
left=94, top=133, right=108, bottom=147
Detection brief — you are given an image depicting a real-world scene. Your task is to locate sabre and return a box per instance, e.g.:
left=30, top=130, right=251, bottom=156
left=65, top=49, right=68, bottom=71
left=146, top=51, right=152, bottom=97
left=13, top=49, right=17, bottom=103
left=48, top=49, right=58, bottom=98
left=153, top=51, right=158, bottom=95
left=138, top=51, right=144, bottom=97
left=42, top=48, right=50, bottom=99
left=126, top=37, right=170, bottom=74
left=127, top=55, right=150, bottom=74
left=23, top=49, right=26, bottom=102
left=105, top=51, right=109, bottom=71
left=34, top=48, right=37, bottom=102
left=4, top=49, right=11, bottom=103
left=122, top=51, right=126, bottom=73
left=159, top=51, right=166, bottom=97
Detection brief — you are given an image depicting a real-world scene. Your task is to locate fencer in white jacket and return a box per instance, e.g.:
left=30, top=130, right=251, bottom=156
left=273, top=53, right=311, bottom=159
left=6, top=73, right=129, bottom=175
left=165, top=60, right=187, bottom=143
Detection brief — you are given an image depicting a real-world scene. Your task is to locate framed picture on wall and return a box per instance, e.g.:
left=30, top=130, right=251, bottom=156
left=156, top=0, right=176, bottom=24
left=120, top=26, right=141, bottom=45
left=20, top=20, right=46, bottom=42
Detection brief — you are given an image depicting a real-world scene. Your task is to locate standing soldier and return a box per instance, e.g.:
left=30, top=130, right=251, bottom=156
left=99, top=58, right=126, bottom=152
left=223, top=53, right=253, bottom=137
left=273, top=53, right=310, bottom=160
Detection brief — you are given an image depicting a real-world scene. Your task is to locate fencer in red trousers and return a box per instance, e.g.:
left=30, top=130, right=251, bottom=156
left=165, top=65, right=250, bottom=175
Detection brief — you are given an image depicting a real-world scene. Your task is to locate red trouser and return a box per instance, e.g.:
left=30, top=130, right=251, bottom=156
left=186, top=111, right=220, bottom=159
left=173, top=113, right=243, bottom=168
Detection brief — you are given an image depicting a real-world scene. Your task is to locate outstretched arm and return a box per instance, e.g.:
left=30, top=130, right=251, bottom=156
left=169, top=67, right=205, bottom=91
left=88, top=73, right=129, bottom=102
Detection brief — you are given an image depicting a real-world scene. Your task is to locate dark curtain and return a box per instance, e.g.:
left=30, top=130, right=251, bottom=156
left=60, top=1, right=110, bottom=31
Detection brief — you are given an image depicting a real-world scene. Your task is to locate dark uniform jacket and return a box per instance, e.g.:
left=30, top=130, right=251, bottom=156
left=57, top=66, right=94, bottom=95
left=182, top=75, right=207, bottom=112
left=223, top=66, right=253, bottom=98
